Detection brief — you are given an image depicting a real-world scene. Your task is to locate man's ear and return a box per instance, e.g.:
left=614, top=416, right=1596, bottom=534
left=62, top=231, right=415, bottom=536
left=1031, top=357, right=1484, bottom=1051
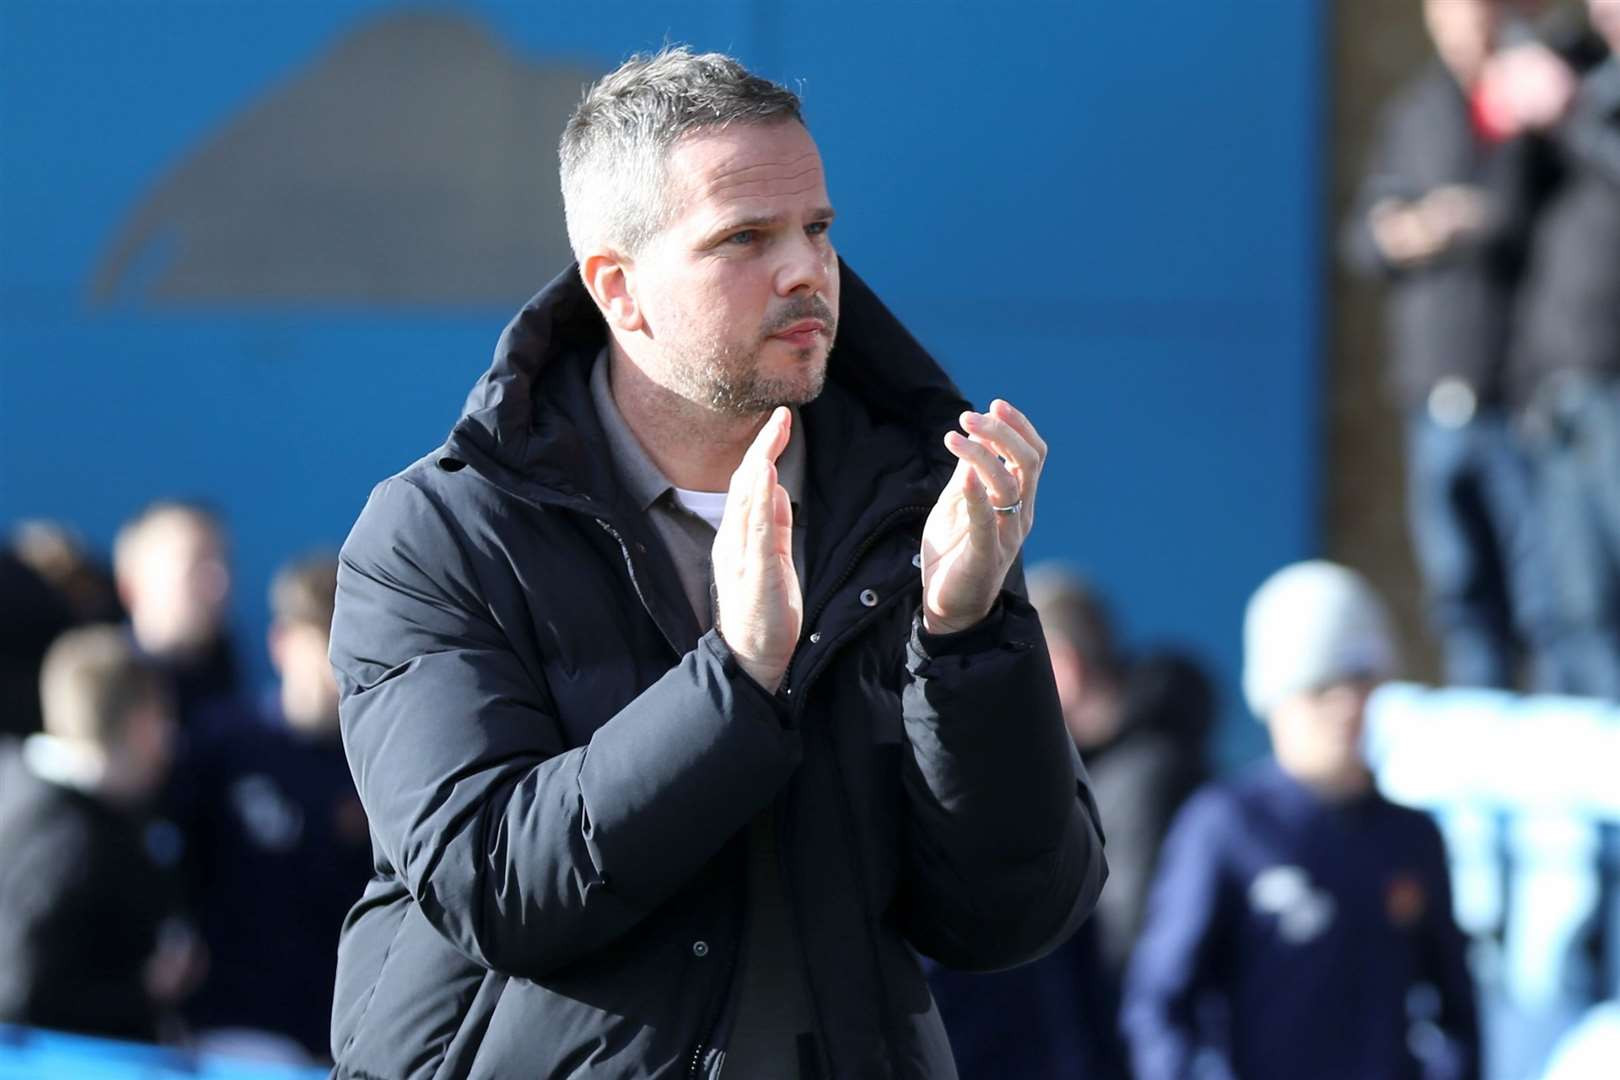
left=581, top=251, right=644, bottom=333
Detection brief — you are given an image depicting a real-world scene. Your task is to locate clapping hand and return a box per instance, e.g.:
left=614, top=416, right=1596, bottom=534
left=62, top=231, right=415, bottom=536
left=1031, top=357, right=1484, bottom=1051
left=712, top=407, right=801, bottom=691
left=920, top=399, right=1046, bottom=635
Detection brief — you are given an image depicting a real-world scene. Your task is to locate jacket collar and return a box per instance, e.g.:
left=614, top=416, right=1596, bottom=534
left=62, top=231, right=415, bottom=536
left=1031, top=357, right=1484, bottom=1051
left=442, top=259, right=970, bottom=540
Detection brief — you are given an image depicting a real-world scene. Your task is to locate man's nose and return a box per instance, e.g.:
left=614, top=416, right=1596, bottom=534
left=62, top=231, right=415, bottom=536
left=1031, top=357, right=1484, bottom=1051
left=776, top=233, right=832, bottom=296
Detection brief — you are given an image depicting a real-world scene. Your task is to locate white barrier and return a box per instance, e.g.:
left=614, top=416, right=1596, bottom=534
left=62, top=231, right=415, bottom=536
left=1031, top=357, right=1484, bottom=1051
left=1365, top=683, right=1620, bottom=1080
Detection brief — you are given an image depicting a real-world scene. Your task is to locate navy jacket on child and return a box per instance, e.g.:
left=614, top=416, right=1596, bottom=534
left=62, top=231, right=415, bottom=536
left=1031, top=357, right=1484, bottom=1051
left=1122, top=759, right=1480, bottom=1080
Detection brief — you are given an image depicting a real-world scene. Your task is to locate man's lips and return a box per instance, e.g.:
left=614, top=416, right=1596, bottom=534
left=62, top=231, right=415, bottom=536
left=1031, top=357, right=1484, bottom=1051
left=771, top=319, right=827, bottom=343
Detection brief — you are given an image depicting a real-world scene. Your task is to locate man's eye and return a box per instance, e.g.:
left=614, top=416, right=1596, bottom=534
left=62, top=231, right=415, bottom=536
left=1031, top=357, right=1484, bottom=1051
left=726, top=230, right=756, bottom=245
left=807, top=221, right=830, bottom=237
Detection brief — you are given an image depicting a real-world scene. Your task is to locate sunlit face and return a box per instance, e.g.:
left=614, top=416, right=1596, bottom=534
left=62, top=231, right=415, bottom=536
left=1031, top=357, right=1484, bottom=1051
left=629, top=120, right=839, bottom=416
left=1267, top=677, right=1376, bottom=789
left=122, top=512, right=230, bottom=655
left=1423, top=0, right=1499, bottom=83
left=1047, top=636, right=1120, bottom=750
left=269, top=620, right=340, bottom=730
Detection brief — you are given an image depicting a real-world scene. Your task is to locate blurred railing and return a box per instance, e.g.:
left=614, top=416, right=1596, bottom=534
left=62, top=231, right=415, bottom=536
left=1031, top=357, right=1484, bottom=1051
left=0, top=1025, right=328, bottom=1079
left=1367, top=684, right=1620, bottom=1080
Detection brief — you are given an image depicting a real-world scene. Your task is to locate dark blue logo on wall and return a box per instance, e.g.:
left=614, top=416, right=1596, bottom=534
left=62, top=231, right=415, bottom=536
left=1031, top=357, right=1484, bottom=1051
left=89, top=12, right=599, bottom=309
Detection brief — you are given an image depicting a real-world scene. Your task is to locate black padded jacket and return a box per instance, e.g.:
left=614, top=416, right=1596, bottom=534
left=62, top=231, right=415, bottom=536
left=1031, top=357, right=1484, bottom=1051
left=327, top=261, right=1107, bottom=1079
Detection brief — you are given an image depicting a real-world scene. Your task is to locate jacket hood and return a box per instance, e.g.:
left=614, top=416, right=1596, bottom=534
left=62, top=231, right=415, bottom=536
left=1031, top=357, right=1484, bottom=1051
left=443, top=258, right=970, bottom=507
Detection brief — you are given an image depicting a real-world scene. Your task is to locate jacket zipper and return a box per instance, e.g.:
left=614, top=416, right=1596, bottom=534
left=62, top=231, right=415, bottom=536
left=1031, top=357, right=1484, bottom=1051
left=679, top=509, right=926, bottom=1079
left=782, top=504, right=929, bottom=700
left=594, top=513, right=744, bottom=1080
left=687, top=927, right=742, bottom=1079
left=782, top=504, right=929, bottom=1078
left=604, top=501, right=929, bottom=1078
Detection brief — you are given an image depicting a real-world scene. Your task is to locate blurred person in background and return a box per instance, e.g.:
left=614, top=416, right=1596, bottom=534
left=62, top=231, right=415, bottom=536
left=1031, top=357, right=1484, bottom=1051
left=170, top=553, right=370, bottom=1063
left=1122, top=562, right=1480, bottom=1080
left=13, top=520, right=124, bottom=626
left=0, top=522, right=123, bottom=739
left=925, top=564, right=1213, bottom=1079
left=1346, top=0, right=1568, bottom=693
left=0, top=549, right=77, bottom=741
left=925, top=918, right=1122, bottom=1079
left=1507, top=0, right=1620, bottom=698
left=0, top=626, right=198, bottom=1041
left=1027, top=563, right=1213, bottom=987
left=114, top=500, right=241, bottom=724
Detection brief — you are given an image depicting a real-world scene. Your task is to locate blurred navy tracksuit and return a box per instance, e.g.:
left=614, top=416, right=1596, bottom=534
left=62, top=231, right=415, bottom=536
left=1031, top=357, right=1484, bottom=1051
left=170, top=698, right=372, bottom=1059
left=926, top=917, right=1127, bottom=1079
left=1122, top=760, right=1480, bottom=1080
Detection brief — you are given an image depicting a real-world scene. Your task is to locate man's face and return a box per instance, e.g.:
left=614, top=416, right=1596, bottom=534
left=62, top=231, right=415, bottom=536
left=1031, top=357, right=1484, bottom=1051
left=1047, top=636, right=1119, bottom=750
left=269, top=619, right=341, bottom=730
left=123, top=512, right=230, bottom=655
left=629, top=121, right=839, bottom=416
left=1424, top=0, right=1499, bottom=82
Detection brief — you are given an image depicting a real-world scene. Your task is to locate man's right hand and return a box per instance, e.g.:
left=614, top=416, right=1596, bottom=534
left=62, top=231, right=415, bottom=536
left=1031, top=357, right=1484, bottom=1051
left=713, top=407, right=801, bottom=692
left=1369, top=185, right=1488, bottom=266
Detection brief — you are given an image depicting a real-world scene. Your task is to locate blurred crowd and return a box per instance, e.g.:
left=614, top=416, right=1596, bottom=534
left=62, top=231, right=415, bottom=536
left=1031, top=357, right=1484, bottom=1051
left=1, top=0, right=1618, bottom=1077
left=0, top=509, right=1497, bottom=1077
left=925, top=2, right=1620, bottom=1077
left=0, top=521, right=1504, bottom=1078
left=1347, top=0, right=1620, bottom=701
left=0, top=505, right=368, bottom=1066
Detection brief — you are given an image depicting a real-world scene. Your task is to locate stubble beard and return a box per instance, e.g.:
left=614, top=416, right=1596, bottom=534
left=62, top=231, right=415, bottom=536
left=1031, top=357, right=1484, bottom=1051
left=666, top=298, right=838, bottom=418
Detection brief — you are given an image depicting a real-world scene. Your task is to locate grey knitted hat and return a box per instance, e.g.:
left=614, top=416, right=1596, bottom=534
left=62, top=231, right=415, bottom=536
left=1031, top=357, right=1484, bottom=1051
left=1242, top=561, right=1396, bottom=719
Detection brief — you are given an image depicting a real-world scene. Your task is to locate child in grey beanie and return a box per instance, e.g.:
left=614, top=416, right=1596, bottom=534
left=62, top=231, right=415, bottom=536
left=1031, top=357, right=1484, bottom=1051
left=1122, top=561, right=1479, bottom=1080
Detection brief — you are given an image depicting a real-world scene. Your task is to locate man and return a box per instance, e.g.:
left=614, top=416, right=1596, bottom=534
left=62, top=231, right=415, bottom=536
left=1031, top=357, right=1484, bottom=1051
left=329, top=47, right=1106, bottom=1079
left=1509, top=0, right=1620, bottom=698
left=173, top=554, right=370, bottom=1061
left=1024, top=564, right=1211, bottom=983
left=1345, top=0, right=1565, bottom=692
left=0, top=625, right=196, bottom=1041
left=114, top=500, right=240, bottom=724
left=1122, top=563, right=1479, bottom=1080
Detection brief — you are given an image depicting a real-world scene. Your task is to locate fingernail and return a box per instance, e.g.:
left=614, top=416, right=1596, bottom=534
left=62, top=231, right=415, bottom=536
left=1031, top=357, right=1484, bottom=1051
left=960, top=411, right=978, bottom=427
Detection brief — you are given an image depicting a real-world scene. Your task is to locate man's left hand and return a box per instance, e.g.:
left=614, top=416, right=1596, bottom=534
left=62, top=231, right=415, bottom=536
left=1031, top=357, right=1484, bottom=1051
left=920, top=399, right=1045, bottom=635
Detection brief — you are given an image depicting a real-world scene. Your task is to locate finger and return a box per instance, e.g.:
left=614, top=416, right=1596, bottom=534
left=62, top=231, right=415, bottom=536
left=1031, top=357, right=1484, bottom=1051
left=720, top=409, right=793, bottom=571
left=771, top=483, right=794, bottom=545
left=720, top=457, right=756, bottom=554
left=961, top=410, right=1039, bottom=485
left=724, top=408, right=789, bottom=537
left=987, top=399, right=1047, bottom=461
left=746, top=459, right=784, bottom=565
left=957, top=455, right=996, bottom=532
left=745, top=406, right=792, bottom=469
left=752, top=453, right=776, bottom=532
left=987, top=399, right=1046, bottom=508
left=945, top=431, right=1020, bottom=509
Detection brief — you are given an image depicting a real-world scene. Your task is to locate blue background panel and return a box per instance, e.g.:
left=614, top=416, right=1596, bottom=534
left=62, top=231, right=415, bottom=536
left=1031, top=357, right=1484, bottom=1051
left=1, top=1, right=1324, bottom=766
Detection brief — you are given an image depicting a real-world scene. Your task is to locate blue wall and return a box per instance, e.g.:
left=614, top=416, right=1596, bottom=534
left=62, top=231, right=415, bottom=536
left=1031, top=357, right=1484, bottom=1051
left=0, top=1, right=1324, bottom=766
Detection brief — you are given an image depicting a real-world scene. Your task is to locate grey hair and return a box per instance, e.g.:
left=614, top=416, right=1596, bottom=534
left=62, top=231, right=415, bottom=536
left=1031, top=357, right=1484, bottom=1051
left=559, top=46, right=804, bottom=261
